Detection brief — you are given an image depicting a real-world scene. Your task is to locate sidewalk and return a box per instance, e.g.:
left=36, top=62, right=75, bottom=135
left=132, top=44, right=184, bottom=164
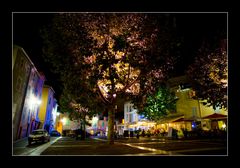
left=13, top=137, right=28, bottom=147
left=13, top=137, right=61, bottom=156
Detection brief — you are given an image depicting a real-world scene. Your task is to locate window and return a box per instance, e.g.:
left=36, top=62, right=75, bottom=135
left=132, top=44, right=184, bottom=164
left=16, top=77, right=22, bottom=91
left=188, top=90, right=196, bottom=99
left=215, top=106, right=220, bottom=113
left=25, top=63, right=30, bottom=74
left=129, top=105, right=132, bottom=112
left=192, top=107, right=197, bottom=117
left=133, top=113, right=136, bottom=121
left=35, top=88, right=38, bottom=95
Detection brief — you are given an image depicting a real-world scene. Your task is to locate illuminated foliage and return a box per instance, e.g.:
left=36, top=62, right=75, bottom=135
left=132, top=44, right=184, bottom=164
left=41, top=13, right=181, bottom=144
left=59, top=90, right=98, bottom=140
left=137, top=85, right=177, bottom=122
left=186, top=39, right=227, bottom=109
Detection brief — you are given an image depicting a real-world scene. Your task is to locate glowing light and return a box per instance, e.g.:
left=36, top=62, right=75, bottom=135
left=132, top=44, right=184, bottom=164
left=61, top=118, right=67, bottom=125
left=91, top=116, right=99, bottom=128
left=222, top=123, right=226, bottom=129
left=28, top=93, right=41, bottom=110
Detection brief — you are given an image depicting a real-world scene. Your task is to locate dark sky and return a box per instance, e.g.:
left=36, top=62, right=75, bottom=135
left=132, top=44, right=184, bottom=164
left=13, top=12, right=227, bottom=101
left=174, top=13, right=227, bottom=74
left=13, top=13, right=60, bottom=98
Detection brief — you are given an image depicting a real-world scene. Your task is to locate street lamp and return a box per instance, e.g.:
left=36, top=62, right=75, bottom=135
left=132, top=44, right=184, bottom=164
left=222, top=123, right=226, bottom=130
left=61, top=117, right=67, bottom=125
left=28, top=94, right=41, bottom=110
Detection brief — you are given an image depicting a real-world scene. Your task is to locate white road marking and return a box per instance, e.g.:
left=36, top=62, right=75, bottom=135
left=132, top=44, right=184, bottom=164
left=20, top=137, right=62, bottom=156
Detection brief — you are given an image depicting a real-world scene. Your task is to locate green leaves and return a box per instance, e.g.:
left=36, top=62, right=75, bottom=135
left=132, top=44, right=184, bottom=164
left=137, top=85, right=177, bottom=122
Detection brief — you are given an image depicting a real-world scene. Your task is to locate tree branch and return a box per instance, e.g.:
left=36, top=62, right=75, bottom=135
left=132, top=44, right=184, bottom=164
left=97, top=85, right=110, bottom=105
left=120, top=74, right=141, bottom=94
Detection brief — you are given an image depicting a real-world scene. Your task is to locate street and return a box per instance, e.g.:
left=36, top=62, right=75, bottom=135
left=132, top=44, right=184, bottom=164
left=37, top=136, right=227, bottom=156
left=13, top=135, right=227, bottom=156
left=115, top=137, right=227, bottom=155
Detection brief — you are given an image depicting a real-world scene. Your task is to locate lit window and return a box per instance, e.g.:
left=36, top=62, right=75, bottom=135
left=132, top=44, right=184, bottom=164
left=192, top=107, right=197, bottom=117
left=215, top=106, right=220, bottom=113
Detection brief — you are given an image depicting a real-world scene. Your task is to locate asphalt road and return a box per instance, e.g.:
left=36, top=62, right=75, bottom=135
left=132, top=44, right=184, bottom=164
left=39, top=136, right=227, bottom=156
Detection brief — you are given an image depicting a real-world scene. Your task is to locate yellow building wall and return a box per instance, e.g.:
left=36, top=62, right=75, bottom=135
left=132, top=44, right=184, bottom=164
left=175, top=89, right=200, bottom=118
left=200, top=102, right=228, bottom=117
left=173, top=88, right=227, bottom=131
left=38, top=88, right=49, bottom=126
left=55, top=113, right=63, bottom=134
left=56, top=122, right=63, bottom=134
left=175, top=89, right=227, bottom=118
left=154, top=76, right=228, bottom=132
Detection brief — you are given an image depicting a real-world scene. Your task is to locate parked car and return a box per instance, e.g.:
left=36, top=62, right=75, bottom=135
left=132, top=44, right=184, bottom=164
left=28, top=129, right=50, bottom=145
left=50, top=130, right=61, bottom=137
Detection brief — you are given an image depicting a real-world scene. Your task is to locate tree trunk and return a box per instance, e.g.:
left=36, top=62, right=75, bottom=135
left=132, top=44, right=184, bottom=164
left=107, top=105, right=115, bottom=144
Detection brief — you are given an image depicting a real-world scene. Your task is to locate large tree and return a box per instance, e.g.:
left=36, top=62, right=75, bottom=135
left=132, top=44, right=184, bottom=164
left=186, top=39, right=227, bottom=109
left=41, top=13, right=181, bottom=144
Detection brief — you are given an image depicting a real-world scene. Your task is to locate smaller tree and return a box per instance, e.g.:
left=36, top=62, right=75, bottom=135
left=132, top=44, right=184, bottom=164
left=69, top=103, right=92, bottom=140
left=186, top=39, right=227, bottom=109
left=59, top=91, right=96, bottom=140
left=136, top=85, right=177, bottom=122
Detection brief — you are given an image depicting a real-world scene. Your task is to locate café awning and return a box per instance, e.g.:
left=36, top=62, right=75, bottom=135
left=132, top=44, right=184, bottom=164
left=202, top=113, right=227, bottom=120
left=158, top=114, right=184, bottom=124
left=172, top=116, right=199, bottom=123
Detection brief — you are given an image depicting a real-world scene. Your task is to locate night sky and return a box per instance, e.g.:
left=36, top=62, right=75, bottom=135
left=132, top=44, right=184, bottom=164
left=13, top=12, right=227, bottom=101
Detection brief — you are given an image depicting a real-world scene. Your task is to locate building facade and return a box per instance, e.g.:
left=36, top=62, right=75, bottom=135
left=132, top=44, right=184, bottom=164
left=18, top=68, right=45, bottom=139
left=13, top=45, right=32, bottom=140
left=122, top=75, right=228, bottom=136
left=13, top=45, right=45, bottom=140
left=163, top=75, right=228, bottom=132
left=51, top=98, right=58, bottom=131
left=38, top=85, right=56, bottom=133
left=123, top=101, right=155, bottom=132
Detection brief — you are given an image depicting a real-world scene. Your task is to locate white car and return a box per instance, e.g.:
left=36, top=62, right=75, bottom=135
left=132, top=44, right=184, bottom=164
left=28, top=129, right=50, bottom=145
